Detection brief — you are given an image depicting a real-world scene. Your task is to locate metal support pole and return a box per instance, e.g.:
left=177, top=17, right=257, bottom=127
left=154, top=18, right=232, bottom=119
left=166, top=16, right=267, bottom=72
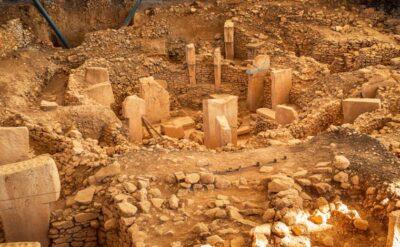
left=123, top=0, right=143, bottom=26
left=31, top=0, right=70, bottom=48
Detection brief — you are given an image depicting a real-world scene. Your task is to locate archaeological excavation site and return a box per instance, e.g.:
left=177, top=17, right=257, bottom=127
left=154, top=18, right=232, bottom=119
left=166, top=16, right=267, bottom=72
left=1, top=0, right=400, bottom=246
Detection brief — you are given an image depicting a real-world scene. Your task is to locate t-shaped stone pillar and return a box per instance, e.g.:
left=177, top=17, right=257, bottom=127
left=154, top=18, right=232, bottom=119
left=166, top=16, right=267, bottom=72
left=271, top=68, right=292, bottom=109
left=247, top=55, right=270, bottom=112
left=214, top=48, right=222, bottom=91
left=224, top=20, right=234, bottom=60
left=203, top=95, right=238, bottom=148
left=387, top=210, right=400, bottom=247
left=139, top=76, right=170, bottom=124
left=0, top=155, right=61, bottom=247
left=123, top=95, right=146, bottom=143
left=186, top=43, right=196, bottom=85
left=0, top=127, right=29, bottom=166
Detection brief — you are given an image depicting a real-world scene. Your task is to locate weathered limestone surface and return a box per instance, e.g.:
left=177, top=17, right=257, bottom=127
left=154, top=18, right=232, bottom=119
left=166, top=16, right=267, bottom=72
left=216, top=116, right=232, bottom=147
left=210, top=94, right=238, bottom=145
left=247, top=55, right=270, bottom=112
left=271, top=68, right=292, bottom=109
left=342, top=98, right=381, bottom=123
left=203, top=95, right=238, bottom=148
left=186, top=43, right=196, bottom=85
left=214, top=48, right=222, bottom=91
left=0, top=243, right=41, bottom=247
left=0, top=127, right=29, bottom=166
left=84, top=82, right=115, bottom=107
left=0, top=155, right=60, bottom=247
left=256, top=108, right=276, bottom=120
left=387, top=210, right=400, bottom=247
left=161, top=124, right=185, bottom=139
left=139, top=76, right=170, bottom=123
left=85, top=67, right=109, bottom=84
left=275, top=104, right=298, bottom=125
left=123, top=95, right=146, bottom=143
left=224, top=20, right=234, bottom=60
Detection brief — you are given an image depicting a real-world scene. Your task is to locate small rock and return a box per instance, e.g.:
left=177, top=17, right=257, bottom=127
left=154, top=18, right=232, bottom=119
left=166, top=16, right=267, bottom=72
left=353, top=218, right=369, bottom=231
left=333, top=155, right=350, bottom=170
left=117, top=202, right=137, bottom=217
left=185, top=173, right=200, bottom=184
left=272, top=221, right=290, bottom=237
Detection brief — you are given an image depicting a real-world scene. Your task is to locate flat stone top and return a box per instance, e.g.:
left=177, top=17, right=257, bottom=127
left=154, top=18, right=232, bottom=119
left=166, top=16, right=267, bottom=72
left=224, top=20, right=234, bottom=27
left=0, top=243, right=40, bottom=247
left=186, top=43, right=195, bottom=49
left=343, top=98, right=381, bottom=103
left=0, top=155, right=54, bottom=176
left=0, top=155, right=60, bottom=202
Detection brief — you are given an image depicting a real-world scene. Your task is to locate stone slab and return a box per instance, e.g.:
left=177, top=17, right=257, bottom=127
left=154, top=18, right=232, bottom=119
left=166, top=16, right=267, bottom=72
left=275, top=104, right=298, bottom=125
left=186, top=44, right=196, bottom=85
left=139, top=76, right=170, bottom=123
left=85, top=67, right=109, bottom=84
left=256, top=108, right=276, bottom=120
left=210, top=94, right=238, bottom=145
left=342, top=98, right=381, bottom=123
left=224, top=20, right=234, bottom=60
left=271, top=68, right=292, bottom=109
left=247, top=55, right=270, bottom=112
left=0, top=127, right=29, bottom=166
left=122, top=95, right=146, bottom=143
left=84, top=82, right=115, bottom=107
left=161, top=124, right=185, bottom=139
left=169, top=116, right=195, bottom=130
left=0, top=243, right=40, bottom=247
left=214, top=48, right=222, bottom=91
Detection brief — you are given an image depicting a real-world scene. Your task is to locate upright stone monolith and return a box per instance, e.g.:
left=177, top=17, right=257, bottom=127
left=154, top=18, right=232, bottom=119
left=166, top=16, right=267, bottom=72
left=186, top=43, right=196, bottom=85
left=139, top=76, right=170, bottom=123
left=123, top=95, right=146, bottom=143
left=214, top=48, right=222, bottom=91
left=224, top=20, right=234, bottom=60
left=271, top=68, right=292, bottom=109
left=0, top=155, right=61, bottom=247
left=247, top=55, right=270, bottom=112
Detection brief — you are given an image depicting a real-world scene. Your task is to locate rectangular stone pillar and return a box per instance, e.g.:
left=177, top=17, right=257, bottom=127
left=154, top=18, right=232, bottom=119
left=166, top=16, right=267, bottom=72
left=214, top=48, right=222, bottom=91
left=271, top=68, right=292, bottom=109
left=139, top=76, right=170, bottom=124
left=84, top=82, right=115, bottom=108
left=186, top=43, right=196, bottom=85
left=216, top=116, right=232, bottom=147
left=123, top=95, right=146, bottom=143
left=203, top=94, right=238, bottom=148
left=85, top=67, right=109, bottom=84
left=342, top=98, right=381, bottom=123
left=0, top=127, right=29, bottom=166
left=387, top=210, right=400, bottom=247
left=224, top=20, right=234, bottom=60
left=247, top=55, right=270, bottom=112
left=0, top=155, right=61, bottom=247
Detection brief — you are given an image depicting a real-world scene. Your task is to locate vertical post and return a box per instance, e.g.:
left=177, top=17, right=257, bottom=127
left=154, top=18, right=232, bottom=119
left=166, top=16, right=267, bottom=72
left=214, top=48, right=222, bottom=91
left=123, top=95, right=146, bottom=143
left=186, top=43, right=196, bottom=85
left=224, top=20, right=234, bottom=60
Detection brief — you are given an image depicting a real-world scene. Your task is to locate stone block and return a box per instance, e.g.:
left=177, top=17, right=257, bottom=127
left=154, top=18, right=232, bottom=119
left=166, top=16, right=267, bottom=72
left=84, top=82, right=115, bottom=107
left=0, top=127, right=29, bottom=166
left=342, top=98, right=381, bottom=123
left=123, top=95, right=146, bottom=143
left=85, top=67, right=109, bottom=84
left=275, top=105, right=298, bottom=125
left=256, top=108, right=276, bottom=120
left=271, top=69, right=292, bottom=109
left=0, top=155, right=60, bottom=247
left=40, top=100, right=58, bottom=111
left=224, top=20, right=234, bottom=60
left=161, top=124, right=185, bottom=139
left=169, top=116, right=195, bottom=130
left=215, top=116, right=232, bottom=147
left=139, top=76, right=170, bottom=123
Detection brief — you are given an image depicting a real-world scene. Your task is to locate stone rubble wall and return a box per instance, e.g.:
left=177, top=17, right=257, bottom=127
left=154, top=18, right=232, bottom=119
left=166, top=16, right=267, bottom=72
left=0, top=19, right=32, bottom=58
